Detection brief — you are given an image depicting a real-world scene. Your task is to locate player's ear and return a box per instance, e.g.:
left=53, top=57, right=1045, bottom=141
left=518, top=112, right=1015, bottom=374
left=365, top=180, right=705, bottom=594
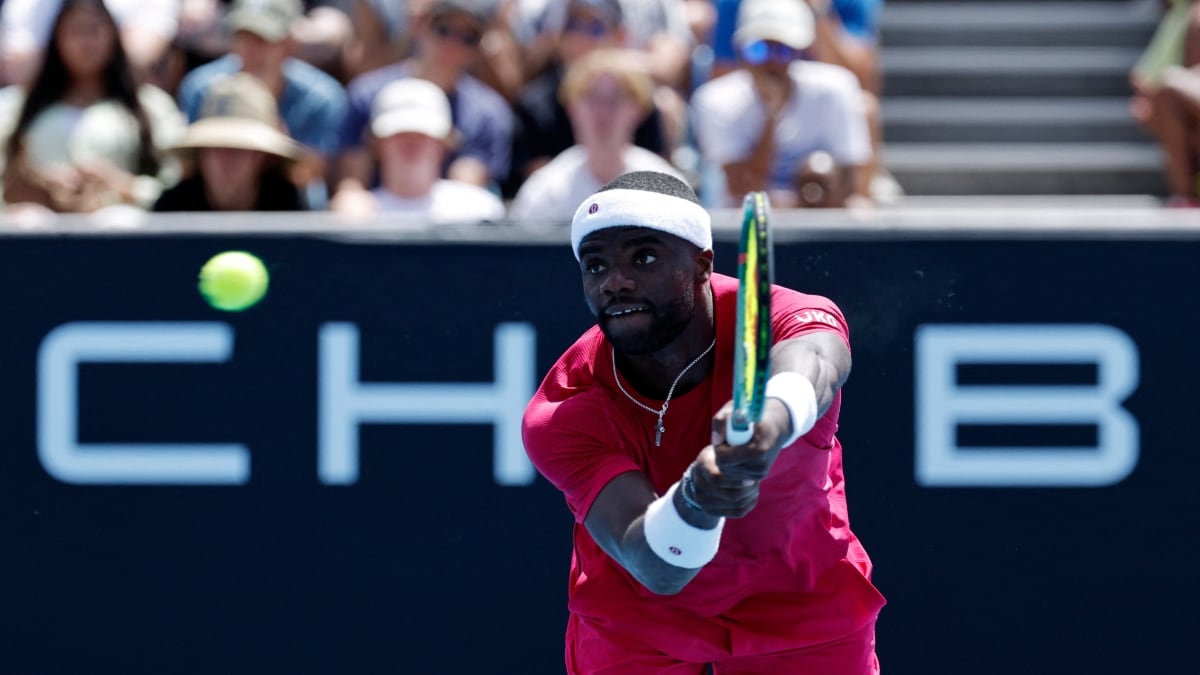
left=695, top=248, right=714, bottom=281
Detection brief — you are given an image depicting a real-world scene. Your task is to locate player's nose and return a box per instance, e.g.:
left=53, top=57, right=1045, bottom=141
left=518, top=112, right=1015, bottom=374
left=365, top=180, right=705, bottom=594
left=600, top=265, right=636, bottom=296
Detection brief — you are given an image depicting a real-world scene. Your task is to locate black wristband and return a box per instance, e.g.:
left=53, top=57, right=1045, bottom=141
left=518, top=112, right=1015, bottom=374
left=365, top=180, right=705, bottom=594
left=680, top=471, right=705, bottom=511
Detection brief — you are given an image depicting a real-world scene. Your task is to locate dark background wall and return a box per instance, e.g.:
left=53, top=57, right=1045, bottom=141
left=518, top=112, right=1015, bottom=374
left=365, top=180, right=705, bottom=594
left=2, top=230, right=1194, bottom=674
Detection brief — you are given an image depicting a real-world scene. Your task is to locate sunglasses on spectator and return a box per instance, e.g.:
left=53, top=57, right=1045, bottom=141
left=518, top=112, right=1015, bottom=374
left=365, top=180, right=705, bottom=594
left=432, top=21, right=482, bottom=47
left=564, top=17, right=612, bottom=38
left=739, top=40, right=805, bottom=65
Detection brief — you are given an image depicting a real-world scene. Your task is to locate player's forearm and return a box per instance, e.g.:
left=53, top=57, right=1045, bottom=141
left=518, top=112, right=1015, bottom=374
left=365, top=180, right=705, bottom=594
left=586, top=472, right=722, bottom=595
left=623, top=492, right=721, bottom=594
left=770, top=335, right=851, bottom=417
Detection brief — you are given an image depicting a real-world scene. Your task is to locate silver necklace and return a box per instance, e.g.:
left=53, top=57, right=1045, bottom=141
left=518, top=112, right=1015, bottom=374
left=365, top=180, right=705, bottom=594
left=612, top=338, right=716, bottom=447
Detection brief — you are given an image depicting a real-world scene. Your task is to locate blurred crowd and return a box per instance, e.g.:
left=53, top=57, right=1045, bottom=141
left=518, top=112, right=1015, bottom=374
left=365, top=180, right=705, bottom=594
left=1, top=0, right=1196, bottom=225
left=20, top=0, right=1197, bottom=225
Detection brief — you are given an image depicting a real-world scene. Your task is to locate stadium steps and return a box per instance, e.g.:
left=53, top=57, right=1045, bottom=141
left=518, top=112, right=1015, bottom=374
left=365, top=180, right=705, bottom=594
left=882, top=142, right=1164, bottom=195
left=883, top=97, right=1146, bottom=143
left=881, top=46, right=1143, bottom=97
left=881, top=1, right=1159, bottom=48
left=880, top=0, right=1166, bottom=196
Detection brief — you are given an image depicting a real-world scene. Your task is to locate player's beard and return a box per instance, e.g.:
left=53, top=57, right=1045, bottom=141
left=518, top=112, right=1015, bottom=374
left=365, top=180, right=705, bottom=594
left=600, top=283, right=696, bottom=356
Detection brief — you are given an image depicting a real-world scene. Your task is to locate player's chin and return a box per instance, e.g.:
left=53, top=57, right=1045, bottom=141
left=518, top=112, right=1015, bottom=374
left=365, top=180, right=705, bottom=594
left=599, top=318, right=659, bottom=354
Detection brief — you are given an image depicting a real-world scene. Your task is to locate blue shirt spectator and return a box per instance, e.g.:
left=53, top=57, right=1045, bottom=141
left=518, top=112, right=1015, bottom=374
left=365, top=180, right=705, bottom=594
left=711, top=0, right=881, bottom=67
left=178, top=54, right=347, bottom=158
left=175, top=0, right=349, bottom=208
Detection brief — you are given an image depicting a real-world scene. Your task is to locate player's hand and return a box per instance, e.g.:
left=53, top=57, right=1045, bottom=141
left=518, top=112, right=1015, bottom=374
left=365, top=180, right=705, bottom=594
left=686, top=447, right=760, bottom=518
left=710, top=399, right=793, bottom=483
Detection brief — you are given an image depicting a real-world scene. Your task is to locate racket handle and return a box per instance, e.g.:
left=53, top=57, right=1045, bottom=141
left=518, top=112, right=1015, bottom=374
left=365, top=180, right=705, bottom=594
left=725, top=419, right=754, bottom=446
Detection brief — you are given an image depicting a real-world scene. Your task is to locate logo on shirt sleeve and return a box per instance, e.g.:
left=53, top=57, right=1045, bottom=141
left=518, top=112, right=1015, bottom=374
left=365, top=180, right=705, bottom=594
left=794, top=309, right=840, bottom=329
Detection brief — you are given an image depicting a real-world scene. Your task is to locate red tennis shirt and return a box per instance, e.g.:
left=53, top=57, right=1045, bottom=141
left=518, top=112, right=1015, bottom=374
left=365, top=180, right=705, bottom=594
left=523, top=274, right=885, bottom=661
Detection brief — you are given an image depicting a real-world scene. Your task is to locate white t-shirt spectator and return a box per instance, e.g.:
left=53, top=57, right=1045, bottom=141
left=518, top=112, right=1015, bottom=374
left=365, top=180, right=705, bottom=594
left=509, top=144, right=684, bottom=224
left=371, top=180, right=505, bottom=224
left=690, top=60, right=872, bottom=207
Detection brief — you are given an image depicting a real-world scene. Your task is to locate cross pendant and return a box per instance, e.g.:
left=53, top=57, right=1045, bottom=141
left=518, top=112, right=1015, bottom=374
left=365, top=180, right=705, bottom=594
left=655, top=421, right=664, bottom=446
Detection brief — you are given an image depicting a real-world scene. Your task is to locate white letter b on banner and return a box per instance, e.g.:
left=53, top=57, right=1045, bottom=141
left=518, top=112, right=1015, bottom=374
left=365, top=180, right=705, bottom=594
left=915, top=324, right=1139, bottom=487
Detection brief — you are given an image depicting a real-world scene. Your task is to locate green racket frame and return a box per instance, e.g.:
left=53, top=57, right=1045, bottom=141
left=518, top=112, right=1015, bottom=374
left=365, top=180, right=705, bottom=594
left=726, top=191, right=774, bottom=445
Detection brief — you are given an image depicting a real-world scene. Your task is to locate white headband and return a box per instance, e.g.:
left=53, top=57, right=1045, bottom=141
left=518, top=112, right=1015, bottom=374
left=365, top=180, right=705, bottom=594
left=571, top=188, right=713, bottom=260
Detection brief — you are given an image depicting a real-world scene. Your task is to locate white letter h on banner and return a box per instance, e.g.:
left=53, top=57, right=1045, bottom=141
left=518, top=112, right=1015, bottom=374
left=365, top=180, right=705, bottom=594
left=318, top=322, right=537, bottom=486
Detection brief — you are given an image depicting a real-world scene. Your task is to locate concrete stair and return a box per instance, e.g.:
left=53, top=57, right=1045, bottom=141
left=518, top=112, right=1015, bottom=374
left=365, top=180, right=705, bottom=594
left=880, top=0, right=1167, bottom=196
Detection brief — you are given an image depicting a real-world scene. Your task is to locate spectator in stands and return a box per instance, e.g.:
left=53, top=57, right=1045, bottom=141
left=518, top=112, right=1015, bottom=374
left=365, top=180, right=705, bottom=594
left=710, top=0, right=879, bottom=87
left=1, top=0, right=181, bottom=87
left=684, top=0, right=717, bottom=44
left=507, top=0, right=671, bottom=198
left=511, top=0, right=695, bottom=88
left=806, top=0, right=890, bottom=200
left=333, top=77, right=505, bottom=222
left=288, top=2, right=356, bottom=82
left=176, top=0, right=348, bottom=208
left=1131, top=0, right=1200, bottom=207
left=0, top=0, right=185, bottom=214
left=509, top=48, right=683, bottom=222
left=329, top=0, right=412, bottom=82
left=332, top=0, right=513, bottom=202
left=706, top=0, right=893, bottom=202
left=510, top=0, right=693, bottom=149
left=459, top=0, right=530, bottom=103
left=620, top=0, right=695, bottom=90
left=175, top=0, right=232, bottom=66
left=807, top=0, right=882, bottom=94
left=690, top=0, right=871, bottom=208
left=155, top=72, right=305, bottom=211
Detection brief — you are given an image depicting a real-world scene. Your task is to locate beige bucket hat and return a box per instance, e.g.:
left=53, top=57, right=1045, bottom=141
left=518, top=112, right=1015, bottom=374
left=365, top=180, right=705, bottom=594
left=171, top=73, right=300, bottom=161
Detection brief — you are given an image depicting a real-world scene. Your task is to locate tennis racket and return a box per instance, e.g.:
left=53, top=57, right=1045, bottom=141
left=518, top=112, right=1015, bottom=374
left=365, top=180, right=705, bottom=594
left=725, top=191, right=774, bottom=446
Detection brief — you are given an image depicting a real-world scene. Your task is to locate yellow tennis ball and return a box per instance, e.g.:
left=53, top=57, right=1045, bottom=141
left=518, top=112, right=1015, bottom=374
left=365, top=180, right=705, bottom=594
left=198, top=251, right=269, bottom=312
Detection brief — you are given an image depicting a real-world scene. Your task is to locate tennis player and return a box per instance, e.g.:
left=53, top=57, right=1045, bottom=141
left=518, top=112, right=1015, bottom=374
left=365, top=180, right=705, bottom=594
left=522, top=170, right=885, bottom=673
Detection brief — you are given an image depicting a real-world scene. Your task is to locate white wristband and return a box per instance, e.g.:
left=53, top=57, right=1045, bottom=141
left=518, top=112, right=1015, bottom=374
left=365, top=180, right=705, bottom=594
left=766, top=372, right=819, bottom=447
left=643, top=482, right=725, bottom=569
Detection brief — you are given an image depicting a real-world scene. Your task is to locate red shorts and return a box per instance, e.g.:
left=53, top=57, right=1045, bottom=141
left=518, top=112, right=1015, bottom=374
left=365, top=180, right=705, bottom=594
left=564, top=559, right=883, bottom=674
left=567, top=613, right=879, bottom=675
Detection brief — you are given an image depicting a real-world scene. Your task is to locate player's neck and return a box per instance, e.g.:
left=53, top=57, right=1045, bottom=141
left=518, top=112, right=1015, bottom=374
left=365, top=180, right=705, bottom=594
left=617, top=289, right=716, bottom=399
left=618, top=337, right=716, bottom=402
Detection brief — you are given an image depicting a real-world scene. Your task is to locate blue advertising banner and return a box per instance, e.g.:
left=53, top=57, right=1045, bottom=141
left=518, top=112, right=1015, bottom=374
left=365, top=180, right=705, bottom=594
left=2, top=224, right=1196, bottom=673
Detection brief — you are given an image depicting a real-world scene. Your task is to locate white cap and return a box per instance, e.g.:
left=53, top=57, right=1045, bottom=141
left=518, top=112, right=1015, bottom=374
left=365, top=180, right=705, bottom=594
left=370, top=78, right=453, bottom=140
left=733, top=0, right=815, bottom=50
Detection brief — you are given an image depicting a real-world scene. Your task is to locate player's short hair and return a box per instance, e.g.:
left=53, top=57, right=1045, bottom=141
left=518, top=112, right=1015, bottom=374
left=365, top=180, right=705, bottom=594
left=598, top=170, right=701, bottom=204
